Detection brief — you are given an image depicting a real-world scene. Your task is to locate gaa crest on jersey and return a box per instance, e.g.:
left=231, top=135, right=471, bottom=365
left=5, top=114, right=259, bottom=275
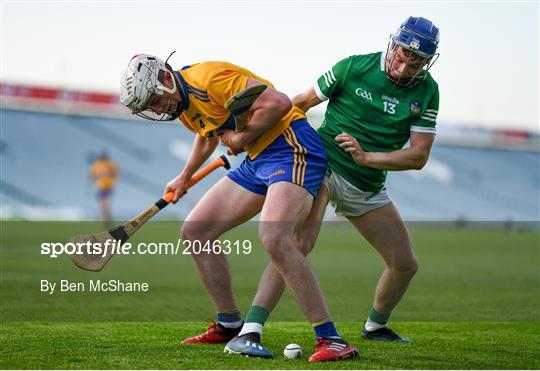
left=410, top=100, right=422, bottom=115
left=355, top=87, right=373, bottom=101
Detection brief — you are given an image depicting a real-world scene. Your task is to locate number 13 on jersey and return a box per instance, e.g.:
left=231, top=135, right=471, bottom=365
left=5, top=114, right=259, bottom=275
left=383, top=101, right=396, bottom=114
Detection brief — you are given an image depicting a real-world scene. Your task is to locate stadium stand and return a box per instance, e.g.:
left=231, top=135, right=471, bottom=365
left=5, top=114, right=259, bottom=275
left=0, top=109, right=238, bottom=219
left=1, top=83, right=538, bottom=223
left=386, top=146, right=539, bottom=222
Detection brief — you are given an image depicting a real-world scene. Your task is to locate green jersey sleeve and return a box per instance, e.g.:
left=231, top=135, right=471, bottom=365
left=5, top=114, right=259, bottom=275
left=411, top=85, right=439, bottom=134
left=314, top=57, right=352, bottom=101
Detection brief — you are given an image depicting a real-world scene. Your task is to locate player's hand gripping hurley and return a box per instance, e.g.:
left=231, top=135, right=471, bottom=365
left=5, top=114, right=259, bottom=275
left=69, top=155, right=231, bottom=272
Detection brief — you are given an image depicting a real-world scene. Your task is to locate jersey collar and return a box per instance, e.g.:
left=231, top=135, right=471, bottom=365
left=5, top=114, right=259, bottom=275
left=174, top=71, right=191, bottom=111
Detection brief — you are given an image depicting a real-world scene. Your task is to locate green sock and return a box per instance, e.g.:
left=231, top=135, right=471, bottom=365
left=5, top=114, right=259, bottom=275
left=239, top=306, right=270, bottom=337
left=369, top=307, right=390, bottom=324
left=245, top=305, right=270, bottom=325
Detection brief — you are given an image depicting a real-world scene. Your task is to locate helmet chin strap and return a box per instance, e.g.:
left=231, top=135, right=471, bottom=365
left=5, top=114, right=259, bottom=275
left=165, top=100, right=182, bottom=121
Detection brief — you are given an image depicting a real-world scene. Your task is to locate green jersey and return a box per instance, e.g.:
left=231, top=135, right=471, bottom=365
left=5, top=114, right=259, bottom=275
left=315, top=52, right=439, bottom=192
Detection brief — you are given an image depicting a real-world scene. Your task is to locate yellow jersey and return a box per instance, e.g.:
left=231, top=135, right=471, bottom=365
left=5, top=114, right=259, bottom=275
left=177, top=61, right=305, bottom=159
left=89, top=160, right=118, bottom=190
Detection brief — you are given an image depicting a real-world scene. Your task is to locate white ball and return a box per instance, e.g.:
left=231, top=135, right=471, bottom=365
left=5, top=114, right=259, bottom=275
left=283, top=343, right=303, bottom=359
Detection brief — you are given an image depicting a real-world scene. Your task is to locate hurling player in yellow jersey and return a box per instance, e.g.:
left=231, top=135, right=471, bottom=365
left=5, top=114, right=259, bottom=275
left=120, top=55, right=357, bottom=362
left=89, top=151, right=118, bottom=227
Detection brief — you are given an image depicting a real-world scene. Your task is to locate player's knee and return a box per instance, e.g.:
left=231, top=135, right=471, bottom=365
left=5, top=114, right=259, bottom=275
left=180, top=224, right=193, bottom=241
left=181, top=222, right=206, bottom=242
left=259, top=233, right=290, bottom=263
left=391, top=257, right=419, bottom=279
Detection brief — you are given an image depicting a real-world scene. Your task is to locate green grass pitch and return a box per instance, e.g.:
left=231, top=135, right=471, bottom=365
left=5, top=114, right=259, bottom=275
left=1, top=221, right=539, bottom=369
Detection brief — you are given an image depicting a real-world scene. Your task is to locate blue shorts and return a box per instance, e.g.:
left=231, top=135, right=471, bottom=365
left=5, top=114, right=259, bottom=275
left=97, top=188, right=112, bottom=199
left=227, top=119, right=327, bottom=198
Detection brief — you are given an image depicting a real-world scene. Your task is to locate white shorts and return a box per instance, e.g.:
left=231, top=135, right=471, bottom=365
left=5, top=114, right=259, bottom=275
left=323, top=169, right=392, bottom=217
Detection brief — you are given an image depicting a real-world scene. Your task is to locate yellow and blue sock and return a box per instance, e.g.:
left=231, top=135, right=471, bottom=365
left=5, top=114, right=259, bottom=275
left=217, top=310, right=243, bottom=329
left=313, top=319, right=340, bottom=339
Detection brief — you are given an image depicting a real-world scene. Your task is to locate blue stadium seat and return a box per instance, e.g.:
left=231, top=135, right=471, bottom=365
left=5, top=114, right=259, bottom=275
left=1, top=108, right=538, bottom=222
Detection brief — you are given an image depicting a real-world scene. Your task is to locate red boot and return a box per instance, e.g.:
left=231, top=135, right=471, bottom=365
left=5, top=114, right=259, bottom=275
left=308, top=337, right=359, bottom=362
left=181, top=320, right=241, bottom=344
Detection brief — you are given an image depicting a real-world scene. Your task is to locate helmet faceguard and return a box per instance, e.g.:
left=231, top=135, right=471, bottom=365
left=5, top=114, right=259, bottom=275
left=384, top=16, right=440, bottom=87
left=120, top=54, right=182, bottom=121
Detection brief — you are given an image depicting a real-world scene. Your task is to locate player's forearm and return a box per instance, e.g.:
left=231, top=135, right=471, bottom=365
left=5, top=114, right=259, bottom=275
left=230, top=100, right=292, bottom=148
left=362, top=148, right=429, bottom=171
left=291, top=93, right=310, bottom=112
left=230, top=119, right=274, bottom=148
left=291, top=88, right=320, bottom=113
left=179, top=136, right=219, bottom=179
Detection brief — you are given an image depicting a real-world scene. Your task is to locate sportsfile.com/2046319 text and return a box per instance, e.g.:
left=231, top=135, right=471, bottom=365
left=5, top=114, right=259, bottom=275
left=40, top=239, right=253, bottom=258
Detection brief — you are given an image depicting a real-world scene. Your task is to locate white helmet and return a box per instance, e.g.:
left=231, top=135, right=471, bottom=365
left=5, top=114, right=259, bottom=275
left=120, top=54, right=178, bottom=118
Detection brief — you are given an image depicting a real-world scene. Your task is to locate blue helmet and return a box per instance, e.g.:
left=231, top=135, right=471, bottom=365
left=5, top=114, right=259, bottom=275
left=396, top=16, right=439, bottom=57
left=385, top=17, right=440, bottom=87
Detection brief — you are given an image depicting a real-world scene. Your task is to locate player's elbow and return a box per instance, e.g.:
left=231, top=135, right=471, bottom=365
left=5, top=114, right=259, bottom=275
left=413, top=154, right=429, bottom=170
left=269, top=92, right=292, bottom=117
left=408, top=146, right=430, bottom=170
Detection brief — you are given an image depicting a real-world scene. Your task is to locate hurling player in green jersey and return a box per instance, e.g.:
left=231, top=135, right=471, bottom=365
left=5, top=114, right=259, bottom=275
left=240, top=16, right=440, bottom=345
